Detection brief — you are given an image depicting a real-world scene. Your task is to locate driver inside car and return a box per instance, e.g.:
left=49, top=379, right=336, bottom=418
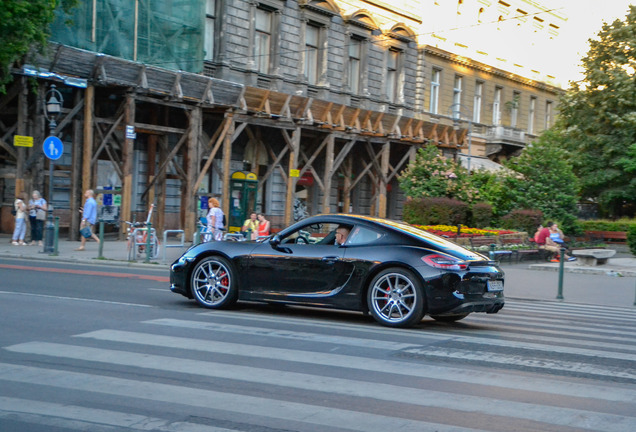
left=335, top=225, right=350, bottom=245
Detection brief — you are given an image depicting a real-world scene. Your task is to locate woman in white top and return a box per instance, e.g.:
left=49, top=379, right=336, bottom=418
left=28, top=190, right=47, bottom=246
left=12, top=192, right=27, bottom=245
left=206, top=197, right=225, bottom=241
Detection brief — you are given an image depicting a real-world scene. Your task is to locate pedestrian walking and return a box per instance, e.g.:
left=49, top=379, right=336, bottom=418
left=206, top=197, right=225, bottom=241
left=75, top=189, right=101, bottom=251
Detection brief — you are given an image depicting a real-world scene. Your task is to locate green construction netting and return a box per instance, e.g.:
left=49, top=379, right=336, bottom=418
left=50, top=0, right=205, bottom=73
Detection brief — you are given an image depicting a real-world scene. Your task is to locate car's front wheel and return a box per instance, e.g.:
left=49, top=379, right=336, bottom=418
left=190, top=256, right=237, bottom=308
left=367, top=268, right=425, bottom=328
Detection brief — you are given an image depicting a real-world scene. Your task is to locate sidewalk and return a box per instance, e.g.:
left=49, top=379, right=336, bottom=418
left=1, top=234, right=635, bottom=309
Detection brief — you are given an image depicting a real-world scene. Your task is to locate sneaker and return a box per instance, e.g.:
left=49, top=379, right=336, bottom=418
left=550, top=258, right=559, bottom=263
left=18, top=241, right=26, bottom=246
left=568, top=257, right=577, bottom=262
left=12, top=241, right=19, bottom=246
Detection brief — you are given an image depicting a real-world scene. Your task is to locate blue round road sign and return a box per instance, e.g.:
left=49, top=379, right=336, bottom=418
left=43, top=136, right=63, bottom=160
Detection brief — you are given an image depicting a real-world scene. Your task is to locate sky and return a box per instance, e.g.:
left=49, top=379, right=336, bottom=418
left=549, top=0, right=634, bottom=85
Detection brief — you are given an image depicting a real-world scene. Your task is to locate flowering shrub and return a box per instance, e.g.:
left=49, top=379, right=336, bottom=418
left=413, top=224, right=516, bottom=238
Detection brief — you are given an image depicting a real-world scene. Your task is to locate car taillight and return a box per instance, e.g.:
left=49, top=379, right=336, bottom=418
left=422, top=254, right=468, bottom=271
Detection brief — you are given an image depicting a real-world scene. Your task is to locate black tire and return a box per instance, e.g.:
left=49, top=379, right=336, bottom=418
left=430, top=313, right=469, bottom=322
left=367, top=268, right=425, bottom=328
left=190, top=256, right=238, bottom=309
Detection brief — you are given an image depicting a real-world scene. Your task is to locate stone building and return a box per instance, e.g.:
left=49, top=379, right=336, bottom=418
left=0, top=0, right=563, bottom=237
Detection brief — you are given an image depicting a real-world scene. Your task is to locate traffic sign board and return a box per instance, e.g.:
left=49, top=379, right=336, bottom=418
left=43, top=136, right=63, bottom=160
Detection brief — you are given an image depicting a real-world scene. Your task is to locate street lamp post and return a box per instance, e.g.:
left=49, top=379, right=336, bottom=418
left=450, top=103, right=473, bottom=173
left=43, top=84, right=63, bottom=253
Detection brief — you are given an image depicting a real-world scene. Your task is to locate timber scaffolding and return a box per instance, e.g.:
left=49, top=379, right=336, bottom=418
left=2, top=43, right=466, bottom=239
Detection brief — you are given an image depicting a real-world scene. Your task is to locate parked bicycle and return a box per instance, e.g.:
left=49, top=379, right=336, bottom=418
left=124, top=204, right=160, bottom=260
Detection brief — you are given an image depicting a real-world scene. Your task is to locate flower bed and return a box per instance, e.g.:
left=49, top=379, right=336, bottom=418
left=413, top=224, right=517, bottom=238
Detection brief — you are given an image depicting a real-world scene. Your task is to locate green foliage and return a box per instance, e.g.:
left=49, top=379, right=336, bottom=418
left=471, top=202, right=493, bottom=228
left=402, top=197, right=469, bottom=226
left=500, top=209, right=543, bottom=236
left=627, top=225, right=636, bottom=256
left=578, top=219, right=636, bottom=232
left=556, top=5, right=636, bottom=217
left=0, top=0, right=77, bottom=93
left=398, top=145, right=479, bottom=203
left=499, top=131, right=580, bottom=233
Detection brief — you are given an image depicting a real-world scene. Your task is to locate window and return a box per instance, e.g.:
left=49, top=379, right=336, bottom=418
left=254, top=8, right=272, bottom=73
left=473, top=81, right=483, bottom=123
left=453, top=76, right=462, bottom=115
left=386, top=48, right=401, bottom=102
left=511, top=91, right=520, bottom=128
left=545, top=101, right=553, bottom=129
left=528, top=96, right=536, bottom=133
left=493, top=86, right=502, bottom=125
left=305, top=23, right=320, bottom=85
left=430, top=68, right=441, bottom=114
left=204, top=0, right=216, bottom=61
left=348, top=37, right=362, bottom=94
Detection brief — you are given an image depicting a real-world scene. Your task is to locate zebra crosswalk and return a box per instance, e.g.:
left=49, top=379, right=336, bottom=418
left=1, top=299, right=635, bottom=432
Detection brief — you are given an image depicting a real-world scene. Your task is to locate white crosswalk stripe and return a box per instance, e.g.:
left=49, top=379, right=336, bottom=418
left=1, top=299, right=635, bottom=432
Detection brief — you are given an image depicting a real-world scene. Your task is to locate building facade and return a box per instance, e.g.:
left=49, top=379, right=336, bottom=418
left=0, top=0, right=563, bottom=237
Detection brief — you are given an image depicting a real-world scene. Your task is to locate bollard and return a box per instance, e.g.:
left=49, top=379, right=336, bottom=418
left=634, top=277, right=636, bottom=306
left=556, top=246, right=565, bottom=300
left=50, top=217, right=60, bottom=256
left=194, top=228, right=200, bottom=245
left=43, top=208, right=55, bottom=253
left=489, top=243, right=496, bottom=261
left=98, top=220, right=104, bottom=259
left=145, top=222, right=152, bottom=263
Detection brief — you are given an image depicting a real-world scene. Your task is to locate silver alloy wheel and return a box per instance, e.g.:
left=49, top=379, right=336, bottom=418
left=191, top=258, right=232, bottom=307
left=369, top=272, right=418, bottom=324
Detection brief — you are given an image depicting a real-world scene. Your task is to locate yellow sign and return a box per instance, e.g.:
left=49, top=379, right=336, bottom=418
left=290, top=169, right=300, bottom=178
left=13, top=135, right=33, bottom=147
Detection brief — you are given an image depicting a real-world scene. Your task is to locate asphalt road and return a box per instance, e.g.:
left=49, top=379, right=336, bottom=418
left=1, top=257, right=635, bottom=432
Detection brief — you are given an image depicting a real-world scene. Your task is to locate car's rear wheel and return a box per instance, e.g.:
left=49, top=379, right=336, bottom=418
left=190, top=256, right=237, bottom=308
left=367, top=268, right=425, bottom=328
left=430, top=313, right=469, bottom=322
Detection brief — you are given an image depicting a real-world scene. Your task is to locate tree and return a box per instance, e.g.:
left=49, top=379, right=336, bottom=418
left=501, top=131, right=581, bottom=232
left=398, top=145, right=479, bottom=203
left=556, top=5, right=636, bottom=217
left=0, top=0, right=77, bottom=93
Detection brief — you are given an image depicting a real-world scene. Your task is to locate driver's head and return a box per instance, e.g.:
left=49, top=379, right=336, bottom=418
left=335, top=225, right=350, bottom=245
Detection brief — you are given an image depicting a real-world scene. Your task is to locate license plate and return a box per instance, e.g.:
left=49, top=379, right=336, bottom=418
left=487, top=280, right=504, bottom=292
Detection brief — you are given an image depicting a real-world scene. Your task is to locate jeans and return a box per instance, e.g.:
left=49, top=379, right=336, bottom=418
left=29, top=216, right=44, bottom=241
left=12, top=218, right=26, bottom=241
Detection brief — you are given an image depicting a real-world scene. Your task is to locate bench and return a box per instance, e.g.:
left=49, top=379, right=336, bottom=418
left=585, top=230, right=627, bottom=244
left=469, top=236, right=514, bottom=263
left=572, top=248, right=616, bottom=266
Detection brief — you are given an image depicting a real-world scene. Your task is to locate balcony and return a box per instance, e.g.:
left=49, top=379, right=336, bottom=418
left=473, top=125, right=527, bottom=157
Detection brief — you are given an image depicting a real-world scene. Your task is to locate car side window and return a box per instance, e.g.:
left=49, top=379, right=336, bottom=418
left=346, top=226, right=383, bottom=246
left=282, top=223, right=342, bottom=245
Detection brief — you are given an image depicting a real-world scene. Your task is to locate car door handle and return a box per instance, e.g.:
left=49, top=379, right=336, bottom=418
left=322, top=256, right=340, bottom=263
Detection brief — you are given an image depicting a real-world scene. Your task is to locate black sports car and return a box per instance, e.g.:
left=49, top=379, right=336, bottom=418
left=170, top=214, right=504, bottom=328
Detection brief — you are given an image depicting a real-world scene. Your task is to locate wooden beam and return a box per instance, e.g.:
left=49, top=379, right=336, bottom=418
left=342, top=157, right=352, bottom=213
left=284, top=127, right=300, bottom=225
left=91, top=113, right=124, bottom=165
left=120, top=94, right=135, bottom=239
left=182, top=107, right=201, bottom=239
left=142, top=126, right=190, bottom=199
left=15, top=77, right=27, bottom=197
left=378, top=141, right=390, bottom=218
left=133, top=122, right=186, bottom=135
left=322, top=134, right=334, bottom=214
left=222, top=117, right=235, bottom=224
left=191, top=117, right=232, bottom=195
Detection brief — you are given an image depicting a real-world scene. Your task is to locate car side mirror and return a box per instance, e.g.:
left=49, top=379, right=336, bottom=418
left=269, top=234, right=282, bottom=248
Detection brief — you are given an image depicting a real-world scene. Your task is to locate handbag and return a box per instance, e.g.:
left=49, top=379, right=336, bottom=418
left=80, top=227, right=92, bottom=238
left=36, top=209, right=46, bottom=220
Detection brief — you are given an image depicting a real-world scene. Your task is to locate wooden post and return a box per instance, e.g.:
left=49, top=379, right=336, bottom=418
left=120, top=94, right=135, bottom=239
left=147, top=108, right=158, bottom=232
left=343, top=156, right=352, bottom=214
left=183, top=107, right=201, bottom=239
left=70, top=90, right=83, bottom=240
left=15, top=77, right=28, bottom=196
left=82, top=86, right=94, bottom=195
left=378, top=141, right=390, bottom=218
left=221, top=115, right=235, bottom=223
left=156, top=134, right=167, bottom=239
left=322, top=134, right=334, bottom=214
left=284, top=127, right=300, bottom=225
